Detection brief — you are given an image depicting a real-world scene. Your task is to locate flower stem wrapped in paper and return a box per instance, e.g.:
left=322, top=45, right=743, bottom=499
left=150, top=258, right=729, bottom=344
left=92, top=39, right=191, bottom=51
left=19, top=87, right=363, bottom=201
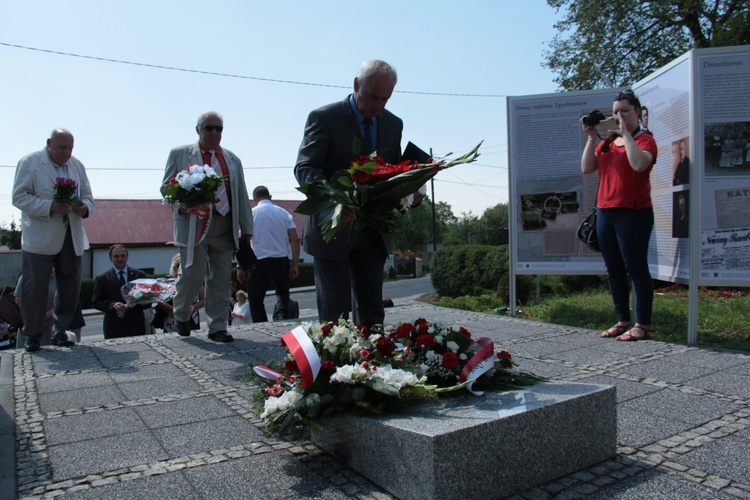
left=120, top=278, right=176, bottom=308
left=296, top=142, right=483, bottom=243
left=249, top=315, right=545, bottom=436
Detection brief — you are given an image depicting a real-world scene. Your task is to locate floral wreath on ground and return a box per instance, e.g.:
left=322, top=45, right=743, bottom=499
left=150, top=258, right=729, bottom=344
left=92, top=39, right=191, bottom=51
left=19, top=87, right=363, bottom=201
left=249, top=317, right=546, bottom=436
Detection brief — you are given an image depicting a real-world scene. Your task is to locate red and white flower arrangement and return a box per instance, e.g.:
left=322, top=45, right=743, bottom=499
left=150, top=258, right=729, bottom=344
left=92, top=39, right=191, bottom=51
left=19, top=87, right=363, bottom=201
left=120, top=279, right=176, bottom=308
left=250, top=316, right=544, bottom=435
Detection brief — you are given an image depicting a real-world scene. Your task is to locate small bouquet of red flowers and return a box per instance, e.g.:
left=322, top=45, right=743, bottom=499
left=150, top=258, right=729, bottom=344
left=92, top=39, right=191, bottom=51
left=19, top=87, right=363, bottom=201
left=120, top=279, right=176, bottom=308
left=161, top=164, right=224, bottom=208
left=296, top=142, right=482, bottom=243
left=53, top=177, right=78, bottom=226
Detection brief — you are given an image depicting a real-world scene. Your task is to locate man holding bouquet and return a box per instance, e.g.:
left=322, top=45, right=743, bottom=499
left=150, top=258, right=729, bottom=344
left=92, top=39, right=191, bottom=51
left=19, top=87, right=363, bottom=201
left=92, top=244, right=147, bottom=339
left=161, top=111, right=253, bottom=343
left=12, top=129, right=95, bottom=352
left=295, top=60, right=402, bottom=327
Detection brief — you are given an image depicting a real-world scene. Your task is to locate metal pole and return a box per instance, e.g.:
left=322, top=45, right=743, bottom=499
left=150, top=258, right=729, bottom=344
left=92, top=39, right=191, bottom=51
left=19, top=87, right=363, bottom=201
left=430, top=148, right=437, bottom=254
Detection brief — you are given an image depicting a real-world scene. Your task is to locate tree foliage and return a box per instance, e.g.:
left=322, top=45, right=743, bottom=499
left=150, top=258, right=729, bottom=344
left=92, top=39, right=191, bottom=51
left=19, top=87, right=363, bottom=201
left=390, top=199, right=458, bottom=251
left=0, top=220, right=22, bottom=250
left=545, top=0, right=750, bottom=90
left=474, top=203, right=509, bottom=246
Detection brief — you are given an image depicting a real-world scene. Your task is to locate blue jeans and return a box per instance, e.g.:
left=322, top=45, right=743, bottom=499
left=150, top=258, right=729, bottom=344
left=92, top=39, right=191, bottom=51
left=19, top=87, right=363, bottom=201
left=596, top=207, right=654, bottom=325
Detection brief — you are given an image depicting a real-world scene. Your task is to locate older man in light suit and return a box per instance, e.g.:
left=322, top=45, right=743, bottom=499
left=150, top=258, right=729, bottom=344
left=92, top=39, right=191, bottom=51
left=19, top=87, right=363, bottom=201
left=295, top=60, right=403, bottom=328
left=161, top=111, right=253, bottom=343
left=12, top=128, right=95, bottom=352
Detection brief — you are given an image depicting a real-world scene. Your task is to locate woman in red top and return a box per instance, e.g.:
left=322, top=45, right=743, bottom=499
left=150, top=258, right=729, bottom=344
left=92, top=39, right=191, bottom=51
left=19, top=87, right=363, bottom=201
left=581, top=90, right=658, bottom=341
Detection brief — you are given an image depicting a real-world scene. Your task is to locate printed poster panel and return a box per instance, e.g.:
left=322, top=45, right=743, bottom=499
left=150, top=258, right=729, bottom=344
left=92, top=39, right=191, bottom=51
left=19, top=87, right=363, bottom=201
left=508, top=90, right=617, bottom=274
left=697, top=48, right=750, bottom=284
left=632, top=55, right=692, bottom=283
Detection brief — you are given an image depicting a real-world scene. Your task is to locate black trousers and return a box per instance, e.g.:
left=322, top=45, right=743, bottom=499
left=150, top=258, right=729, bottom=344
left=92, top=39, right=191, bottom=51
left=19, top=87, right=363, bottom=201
left=246, top=257, right=290, bottom=322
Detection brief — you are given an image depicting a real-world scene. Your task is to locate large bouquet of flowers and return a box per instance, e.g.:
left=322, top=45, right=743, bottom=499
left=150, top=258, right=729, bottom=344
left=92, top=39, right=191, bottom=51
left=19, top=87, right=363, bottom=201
left=120, top=279, right=176, bottom=308
left=53, top=177, right=78, bottom=226
left=162, top=164, right=224, bottom=208
left=250, top=317, right=545, bottom=435
left=296, top=142, right=482, bottom=243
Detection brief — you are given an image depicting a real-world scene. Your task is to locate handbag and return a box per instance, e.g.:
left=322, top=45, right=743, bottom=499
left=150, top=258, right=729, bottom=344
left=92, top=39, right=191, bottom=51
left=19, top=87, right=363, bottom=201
left=577, top=208, right=600, bottom=252
left=0, top=286, right=23, bottom=328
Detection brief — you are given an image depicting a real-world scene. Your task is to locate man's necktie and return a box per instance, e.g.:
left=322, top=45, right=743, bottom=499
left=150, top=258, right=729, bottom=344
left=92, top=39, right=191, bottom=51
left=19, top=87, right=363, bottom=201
left=363, top=118, right=374, bottom=155
left=210, top=150, right=230, bottom=216
left=118, top=270, right=126, bottom=287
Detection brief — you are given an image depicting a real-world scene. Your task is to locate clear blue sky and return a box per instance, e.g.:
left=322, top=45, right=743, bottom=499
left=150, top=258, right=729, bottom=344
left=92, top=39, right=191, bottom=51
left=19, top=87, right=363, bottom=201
left=0, top=0, right=562, bottom=226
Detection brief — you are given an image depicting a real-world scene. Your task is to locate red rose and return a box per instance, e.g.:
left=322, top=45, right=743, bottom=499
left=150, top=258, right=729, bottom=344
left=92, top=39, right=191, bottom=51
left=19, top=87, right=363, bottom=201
left=358, top=324, right=371, bottom=337
left=415, top=334, right=436, bottom=350
left=359, top=349, right=371, bottom=360
left=284, top=359, right=298, bottom=374
left=376, top=337, right=396, bottom=357
left=321, top=324, right=333, bottom=335
left=390, top=323, right=413, bottom=339
left=497, top=350, right=513, bottom=368
left=442, top=351, right=459, bottom=369
left=459, top=327, right=471, bottom=338
left=321, top=360, right=337, bottom=376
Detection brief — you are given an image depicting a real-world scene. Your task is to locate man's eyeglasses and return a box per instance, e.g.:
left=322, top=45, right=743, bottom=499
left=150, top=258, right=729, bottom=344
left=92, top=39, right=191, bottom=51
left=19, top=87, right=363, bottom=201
left=202, top=125, right=223, bottom=132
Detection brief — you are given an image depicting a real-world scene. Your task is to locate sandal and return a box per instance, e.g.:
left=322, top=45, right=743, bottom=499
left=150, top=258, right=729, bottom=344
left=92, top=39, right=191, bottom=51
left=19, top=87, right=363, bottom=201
left=600, top=322, right=631, bottom=338
left=616, top=324, right=651, bottom=341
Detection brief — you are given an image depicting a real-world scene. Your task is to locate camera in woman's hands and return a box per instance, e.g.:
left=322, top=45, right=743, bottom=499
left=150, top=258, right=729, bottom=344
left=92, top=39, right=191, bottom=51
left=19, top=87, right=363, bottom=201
left=582, top=109, right=606, bottom=127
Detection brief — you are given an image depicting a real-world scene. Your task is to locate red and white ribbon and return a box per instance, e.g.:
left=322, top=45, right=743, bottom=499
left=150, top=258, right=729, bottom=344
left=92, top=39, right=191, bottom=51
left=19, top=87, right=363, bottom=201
left=460, top=337, right=495, bottom=395
left=281, top=326, right=321, bottom=388
left=184, top=206, right=212, bottom=268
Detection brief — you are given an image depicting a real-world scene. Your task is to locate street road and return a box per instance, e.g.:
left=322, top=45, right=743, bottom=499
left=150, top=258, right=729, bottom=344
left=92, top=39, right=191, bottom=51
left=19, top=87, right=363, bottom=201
left=79, top=275, right=435, bottom=342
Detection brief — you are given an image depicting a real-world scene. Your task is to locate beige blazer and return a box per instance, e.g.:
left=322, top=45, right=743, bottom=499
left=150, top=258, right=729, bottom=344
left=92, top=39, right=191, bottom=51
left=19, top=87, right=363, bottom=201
left=160, top=142, right=253, bottom=248
left=12, top=148, right=95, bottom=256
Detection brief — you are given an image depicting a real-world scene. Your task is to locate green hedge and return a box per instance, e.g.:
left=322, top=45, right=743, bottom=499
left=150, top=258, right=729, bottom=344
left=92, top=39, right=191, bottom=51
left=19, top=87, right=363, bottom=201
left=430, top=245, right=536, bottom=305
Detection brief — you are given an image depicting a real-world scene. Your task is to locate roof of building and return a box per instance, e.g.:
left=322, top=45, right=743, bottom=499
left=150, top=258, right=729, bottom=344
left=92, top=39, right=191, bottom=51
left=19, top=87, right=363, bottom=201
left=82, top=199, right=304, bottom=248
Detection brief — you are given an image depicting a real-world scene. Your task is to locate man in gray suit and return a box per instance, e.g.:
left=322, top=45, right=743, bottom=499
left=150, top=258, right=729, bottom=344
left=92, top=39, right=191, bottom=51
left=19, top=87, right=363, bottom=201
left=295, top=60, right=403, bottom=327
left=12, top=129, right=95, bottom=352
left=161, top=111, right=253, bottom=343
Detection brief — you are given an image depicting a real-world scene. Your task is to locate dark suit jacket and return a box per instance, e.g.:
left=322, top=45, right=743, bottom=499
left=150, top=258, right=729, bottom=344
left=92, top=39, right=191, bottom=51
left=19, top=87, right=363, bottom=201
left=294, top=95, right=403, bottom=260
left=92, top=267, right=147, bottom=339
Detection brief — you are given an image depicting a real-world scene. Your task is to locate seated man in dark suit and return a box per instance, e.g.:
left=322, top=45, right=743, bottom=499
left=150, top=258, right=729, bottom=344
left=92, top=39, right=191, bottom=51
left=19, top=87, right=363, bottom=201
left=92, top=244, right=147, bottom=339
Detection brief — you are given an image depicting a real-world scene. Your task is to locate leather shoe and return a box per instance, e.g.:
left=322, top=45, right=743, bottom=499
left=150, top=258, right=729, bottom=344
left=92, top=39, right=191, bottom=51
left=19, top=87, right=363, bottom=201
left=24, top=338, right=41, bottom=352
left=51, top=333, right=75, bottom=347
left=208, top=330, right=234, bottom=343
left=175, top=320, right=191, bottom=337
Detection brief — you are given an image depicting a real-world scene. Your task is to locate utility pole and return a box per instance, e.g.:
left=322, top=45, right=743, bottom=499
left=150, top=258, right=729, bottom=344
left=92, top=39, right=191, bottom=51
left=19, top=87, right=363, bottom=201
left=430, top=148, right=437, bottom=254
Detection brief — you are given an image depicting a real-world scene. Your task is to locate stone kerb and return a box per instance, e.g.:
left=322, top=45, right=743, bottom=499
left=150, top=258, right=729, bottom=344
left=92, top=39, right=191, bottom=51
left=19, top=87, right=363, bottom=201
left=312, top=381, right=616, bottom=499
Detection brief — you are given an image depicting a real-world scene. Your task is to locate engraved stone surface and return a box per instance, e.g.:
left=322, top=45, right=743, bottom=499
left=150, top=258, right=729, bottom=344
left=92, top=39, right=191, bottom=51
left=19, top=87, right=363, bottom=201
left=312, top=381, right=617, bottom=500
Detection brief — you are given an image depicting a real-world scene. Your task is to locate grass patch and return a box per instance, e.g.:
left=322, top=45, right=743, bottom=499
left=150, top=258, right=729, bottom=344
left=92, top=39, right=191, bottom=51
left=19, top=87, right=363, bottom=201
left=426, top=289, right=750, bottom=352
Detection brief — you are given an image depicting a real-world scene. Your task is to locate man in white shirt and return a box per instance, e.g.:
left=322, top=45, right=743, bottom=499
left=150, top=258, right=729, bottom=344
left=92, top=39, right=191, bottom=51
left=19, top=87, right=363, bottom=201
left=247, top=186, right=300, bottom=322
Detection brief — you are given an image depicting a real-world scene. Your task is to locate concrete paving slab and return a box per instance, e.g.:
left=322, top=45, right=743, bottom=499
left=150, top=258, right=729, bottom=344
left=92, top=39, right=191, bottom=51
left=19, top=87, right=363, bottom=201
left=153, top=415, right=265, bottom=456
left=44, top=407, right=147, bottom=445
left=46, top=431, right=169, bottom=482
left=38, top=384, right=126, bottom=413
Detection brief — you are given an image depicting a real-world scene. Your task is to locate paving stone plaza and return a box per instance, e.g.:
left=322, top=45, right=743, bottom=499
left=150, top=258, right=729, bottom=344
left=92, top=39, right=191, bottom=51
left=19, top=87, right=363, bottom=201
left=1, top=303, right=749, bottom=498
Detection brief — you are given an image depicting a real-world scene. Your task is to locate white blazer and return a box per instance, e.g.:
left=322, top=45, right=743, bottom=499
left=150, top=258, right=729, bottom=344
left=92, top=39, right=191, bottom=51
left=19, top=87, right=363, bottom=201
left=12, top=148, right=95, bottom=256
